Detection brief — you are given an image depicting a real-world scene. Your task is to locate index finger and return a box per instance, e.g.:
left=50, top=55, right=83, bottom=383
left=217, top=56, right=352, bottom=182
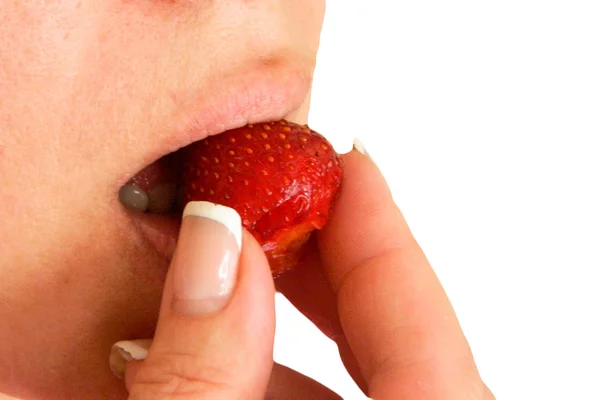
left=317, top=146, right=493, bottom=399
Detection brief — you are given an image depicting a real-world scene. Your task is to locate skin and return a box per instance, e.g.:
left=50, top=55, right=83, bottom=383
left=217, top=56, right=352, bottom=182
left=0, top=1, right=494, bottom=399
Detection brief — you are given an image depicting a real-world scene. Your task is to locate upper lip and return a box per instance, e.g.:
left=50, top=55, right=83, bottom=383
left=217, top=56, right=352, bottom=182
left=120, top=65, right=312, bottom=189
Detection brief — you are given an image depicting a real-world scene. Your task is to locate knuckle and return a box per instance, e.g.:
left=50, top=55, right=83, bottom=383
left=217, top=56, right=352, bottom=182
left=130, top=352, right=236, bottom=399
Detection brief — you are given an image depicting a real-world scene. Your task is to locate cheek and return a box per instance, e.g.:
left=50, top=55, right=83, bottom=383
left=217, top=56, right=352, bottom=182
left=0, top=1, right=88, bottom=99
left=0, top=1, right=105, bottom=179
left=0, top=0, right=157, bottom=202
left=0, top=2, right=136, bottom=294
left=0, top=1, right=83, bottom=239
left=0, top=0, right=164, bottom=150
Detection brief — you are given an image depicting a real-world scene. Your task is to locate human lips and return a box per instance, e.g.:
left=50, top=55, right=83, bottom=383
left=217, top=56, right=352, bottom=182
left=117, top=68, right=312, bottom=264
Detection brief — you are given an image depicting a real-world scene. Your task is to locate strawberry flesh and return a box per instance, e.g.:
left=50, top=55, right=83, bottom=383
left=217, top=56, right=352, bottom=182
left=181, top=120, right=343, bottom=276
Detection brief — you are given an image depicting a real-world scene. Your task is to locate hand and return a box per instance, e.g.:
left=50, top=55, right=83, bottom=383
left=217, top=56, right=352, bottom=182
left=109, top=145, right=495, bottom=399
left=276, top=146, right=496, bottom=399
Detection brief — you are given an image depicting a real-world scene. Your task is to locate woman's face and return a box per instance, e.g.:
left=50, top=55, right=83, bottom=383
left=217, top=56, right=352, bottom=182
left=0, top=1, right=325, bottom=398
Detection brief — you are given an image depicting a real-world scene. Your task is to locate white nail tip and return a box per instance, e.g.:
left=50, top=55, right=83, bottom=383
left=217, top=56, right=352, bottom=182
left=353, top=138, right=367, bottom=155
left=109, top=339, right=152, bottom=379
left=183, top=201, right=242, bottom=250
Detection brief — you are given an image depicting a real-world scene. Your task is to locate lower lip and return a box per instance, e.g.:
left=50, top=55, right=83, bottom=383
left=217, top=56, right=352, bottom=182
left=130, top=211, right=181, bottom=263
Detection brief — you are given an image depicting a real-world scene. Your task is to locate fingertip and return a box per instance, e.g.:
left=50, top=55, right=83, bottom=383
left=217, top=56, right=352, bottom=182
left=171, top=202, right=242, bottom=316
left=125, top=213, right=276, bottom=398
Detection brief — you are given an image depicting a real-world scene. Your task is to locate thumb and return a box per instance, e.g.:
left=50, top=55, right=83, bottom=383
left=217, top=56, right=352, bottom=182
left=110, top=201, right=276, bottom=399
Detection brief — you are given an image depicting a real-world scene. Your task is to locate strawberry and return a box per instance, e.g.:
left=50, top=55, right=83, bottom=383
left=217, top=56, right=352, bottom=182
left=181, top=120, right=343, bottom=276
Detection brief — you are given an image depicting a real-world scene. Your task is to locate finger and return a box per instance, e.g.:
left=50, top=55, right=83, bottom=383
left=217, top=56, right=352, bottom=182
left=266, top=363, right=342, bottom=400
left=318, top=144, right=489, bottom=399
left=114, top=201, right=276, bottom=399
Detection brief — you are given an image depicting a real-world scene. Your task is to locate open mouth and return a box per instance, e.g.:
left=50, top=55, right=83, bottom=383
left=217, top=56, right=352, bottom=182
left=113, top=67, right=313, bottom=268
left=118, top=152, right=183, bottom=216
left=118, top=149, right=185, bottom=262
left=117, top=118, right=285, bottom=265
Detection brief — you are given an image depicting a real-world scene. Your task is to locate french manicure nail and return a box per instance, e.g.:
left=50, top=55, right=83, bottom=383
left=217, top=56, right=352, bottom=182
left=353, top=138, right=370, bottom=159
left=171, top=201, right=242, bottom=316
left=109, top=339, right=152, bottom=379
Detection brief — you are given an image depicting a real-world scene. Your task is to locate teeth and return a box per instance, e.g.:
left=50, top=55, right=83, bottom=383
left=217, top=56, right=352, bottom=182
left=147, top=183, right=178, bottom=214
left=119, top=183, right=149, bottom=212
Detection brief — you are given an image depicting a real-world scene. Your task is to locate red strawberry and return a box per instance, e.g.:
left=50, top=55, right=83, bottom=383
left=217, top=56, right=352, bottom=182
left=181, top=120, right=343, bottom=276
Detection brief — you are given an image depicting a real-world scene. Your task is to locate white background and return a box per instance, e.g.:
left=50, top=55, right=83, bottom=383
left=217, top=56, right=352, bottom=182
left=274, top=1, right=600, bottom=399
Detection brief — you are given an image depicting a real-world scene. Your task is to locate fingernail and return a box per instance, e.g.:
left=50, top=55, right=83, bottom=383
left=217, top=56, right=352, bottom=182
left=109, top=339, right=152, bottom=379
left=353, top=138, right=370, bottom=159
left=171, top=201, right=242, bottom=316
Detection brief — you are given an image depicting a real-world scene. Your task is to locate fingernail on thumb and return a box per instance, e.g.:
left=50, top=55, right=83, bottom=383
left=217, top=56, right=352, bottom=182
left=171, top=201, right=242, bottom=316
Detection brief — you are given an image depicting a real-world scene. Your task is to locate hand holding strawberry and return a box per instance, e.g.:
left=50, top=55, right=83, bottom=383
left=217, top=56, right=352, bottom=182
left=115, top=133, right=493, bottom=400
